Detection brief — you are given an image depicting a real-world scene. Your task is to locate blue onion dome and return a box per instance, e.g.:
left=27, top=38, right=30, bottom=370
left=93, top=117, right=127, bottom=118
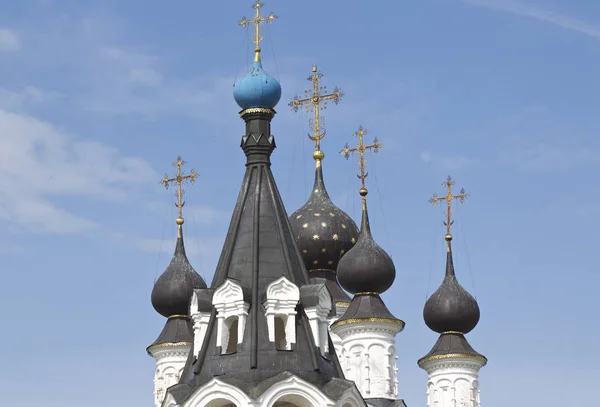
left=336, top=193, right=396, bottom=295
left=233, top=50, right=281, bottom=110
left=289, top=154, right=359, bottom=275
left=151, top=224, right=207, bottom=318
left=423, top=235, right=480, bottom=334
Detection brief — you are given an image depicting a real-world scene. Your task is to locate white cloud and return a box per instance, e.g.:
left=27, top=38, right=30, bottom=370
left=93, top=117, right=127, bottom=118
left=0, top=86, right=62, bottom=111
left=462, top=0, right=600, bottom=41
left=0, top=108, right=156, bottom=234
left=0, top=29, right=20, bottom=51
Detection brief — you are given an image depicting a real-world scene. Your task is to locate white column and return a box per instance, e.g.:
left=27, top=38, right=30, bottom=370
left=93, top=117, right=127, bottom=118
left=332, top=321, right=403, bottom=400
left=149, top=343, right=191, bottom=407
left=419, top=356, right=484, bottom=407
left=328, top=301, right=349, bottom=365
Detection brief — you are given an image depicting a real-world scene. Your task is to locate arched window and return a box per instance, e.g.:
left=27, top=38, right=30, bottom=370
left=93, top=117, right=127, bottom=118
left=213, top=280, right=249, bottom=355
left=275, top=315, right=288, bottom=350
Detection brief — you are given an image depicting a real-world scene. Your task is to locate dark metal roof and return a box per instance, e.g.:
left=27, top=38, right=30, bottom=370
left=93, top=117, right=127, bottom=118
left=147, top=315, right=194, bottom=353
left=151, top=228, right=207, bottom=318
left=308, top=269, right=351, bottom=304
left=418, top=333, right=487, bottom=366
left=332, top=294, right=404, bottom=329
left=337, top=198, right=396, bottom=295
left=423, top=240, right=480, bottom=334
left=170, top=109, right=354, bottom=404
left=289, top=162, right=359, bottom=274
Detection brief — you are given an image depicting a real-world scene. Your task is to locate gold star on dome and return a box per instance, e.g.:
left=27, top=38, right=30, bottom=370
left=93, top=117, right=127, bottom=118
left=321, top=248, right=327, bottom=253
left=351, top=237, right=356, bottom=243
left=341, top=224, right=346, bottom=229
left=340, top=249, right=345, bottom=254
left=329, top=212, right=335, bottom=217
left=302, top=249, right=308, bottom=254
left=313, top=234, right=320, bottom=240
left=321, top=222, right=327, bottom=227
left=314, top=213, right=321, bottom=217
left=296, top=214, right=302, bottom=219
left=328, top=260, right=334, bottom=265
left=332, top=234, right=339, bottom=240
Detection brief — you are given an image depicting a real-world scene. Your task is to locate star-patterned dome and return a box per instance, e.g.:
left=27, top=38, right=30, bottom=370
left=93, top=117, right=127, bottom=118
left=289, top=155, right=359, bottom=274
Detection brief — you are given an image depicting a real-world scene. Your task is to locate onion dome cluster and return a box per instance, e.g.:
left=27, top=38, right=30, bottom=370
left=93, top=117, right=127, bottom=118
left=233, top=51, right=281, bottom=110
left=151, top=226, right=207, bottom=318
left=289, top=153, right=359, bottom=274
left=336, top=193, right=396, bottom=295
left=423, top=235, right=480, bottom=334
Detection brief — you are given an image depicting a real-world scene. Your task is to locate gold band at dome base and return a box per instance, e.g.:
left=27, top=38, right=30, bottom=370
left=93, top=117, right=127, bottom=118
left=417, top=352, right=488, bottom=367
left=354, top=292, right=379, bottom=295
left=146, top=341, right=193, bottom=353
left=335, top=301, right=350, bottom=307
left=441, top=331, right=464, bottom=335
left=167, top=314, right=189, bottom=319
left=331, top=317, right=405, bottom=329
left=239, top=107, right=276, bottom=116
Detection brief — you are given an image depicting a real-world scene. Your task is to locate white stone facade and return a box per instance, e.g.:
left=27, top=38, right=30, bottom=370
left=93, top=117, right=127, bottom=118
left=149, top=343, right=192, bottom=407
left=419, top=356, right=485, bottom=407
left=332, top=321, right=404, bottom=400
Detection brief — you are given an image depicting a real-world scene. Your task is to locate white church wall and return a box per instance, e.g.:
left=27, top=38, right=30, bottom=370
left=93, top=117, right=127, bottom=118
left=149, top=343, right=192, bottom=407
left=420, top=357, right=484, bottom=407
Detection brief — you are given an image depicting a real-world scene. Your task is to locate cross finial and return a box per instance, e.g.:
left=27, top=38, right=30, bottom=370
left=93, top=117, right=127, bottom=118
left=289, top=65, right=344, bottom=165
left=340, top=125, right=382, bottom=196
left=238, top=1, right=277, bottom=62
left=429, top=176, right=469, bottom=248
left=160, top=156, right=198, bottom=237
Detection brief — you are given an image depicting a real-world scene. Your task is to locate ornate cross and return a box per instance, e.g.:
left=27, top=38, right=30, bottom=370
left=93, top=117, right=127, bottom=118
left=289, top=65, right=344, bottom=153
left=238, top=1, right=277, bottom=52
left=340, top=126, right=382, bottom=192
left=160, top=156, right=198, bottom=234
left=429, top=176, right=469, bottom=236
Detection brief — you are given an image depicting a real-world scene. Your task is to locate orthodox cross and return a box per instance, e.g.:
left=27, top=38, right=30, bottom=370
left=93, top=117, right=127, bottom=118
left=160, top=156, right=198, bottom=234
left=238, top=1, right=277, bottom=53
left=289, top=65, right=344, bottom=153
left=429, top=176, right=469, bottom=236
left=340, top=126, right=382, bottom=193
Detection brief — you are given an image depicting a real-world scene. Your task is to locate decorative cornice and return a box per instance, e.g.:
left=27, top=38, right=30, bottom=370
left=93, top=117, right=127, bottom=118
left=418, top=352, right=488, bottom=367
left=331, top=317, right=405, bottom=329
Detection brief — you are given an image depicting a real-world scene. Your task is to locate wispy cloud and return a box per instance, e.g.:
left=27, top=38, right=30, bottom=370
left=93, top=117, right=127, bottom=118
left=462, top=0, right=600, bottom=40
left=0, top=29, right=20, bottom=51
left=0, top=108, right=156, bottom=234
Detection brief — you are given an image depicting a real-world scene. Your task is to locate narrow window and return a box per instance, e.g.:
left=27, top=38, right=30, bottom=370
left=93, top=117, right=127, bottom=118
left=224, top=316, right=238, bottom=354
left=274, top=315, right=288, bottom=350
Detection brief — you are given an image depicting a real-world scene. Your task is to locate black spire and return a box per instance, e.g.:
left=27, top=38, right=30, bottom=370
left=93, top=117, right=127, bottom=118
left=151, top=227, right=207, bottom=318
left=148, top=224, right=207, bottom=353
left=419, top=177, right=486, bottom=367
left=289, top=153, right=359, bottom=305
left=336, top=195, right=395, bottom=295
left=423, top=236, right=480, bottom=334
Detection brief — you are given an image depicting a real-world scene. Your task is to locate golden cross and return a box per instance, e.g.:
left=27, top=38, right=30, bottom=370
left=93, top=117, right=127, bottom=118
left=340, top=126, right=382, bottom=193
left=289, top=65, right=344, bottom=154
left=160, top=156, right=198, bottom=230
left=429, top=176, right=469, bottom=236
left=238, top=1, right=277, bottom=55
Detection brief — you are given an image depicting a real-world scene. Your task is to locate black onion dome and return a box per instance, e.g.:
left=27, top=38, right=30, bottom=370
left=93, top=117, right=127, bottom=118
left=336, top=198, right=395, bottom=294
left=423, top=239, right=480, bottom=334
left=151, top=228, right=207, bottom=318
left=289, top=162, right=359, bottom=273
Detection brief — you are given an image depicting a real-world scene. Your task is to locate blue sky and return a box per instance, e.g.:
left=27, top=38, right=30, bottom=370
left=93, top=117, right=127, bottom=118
left=0, top=0, right=598, bottom=406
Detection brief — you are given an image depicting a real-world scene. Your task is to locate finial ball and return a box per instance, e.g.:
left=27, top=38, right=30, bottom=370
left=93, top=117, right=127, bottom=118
left=176, top=217, right=185, bottom=226
left=445, top=234, right=453, bottom=241
left=359, top=187, right=368, bottom=197
left=313, top=150, right=325, bottom=161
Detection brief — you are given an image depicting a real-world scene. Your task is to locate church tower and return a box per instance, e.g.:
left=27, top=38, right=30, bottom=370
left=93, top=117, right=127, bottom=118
left=331, top=127, right=406, bottom=406
left=418, top=177, right=486, bottom=407
left=147, top=158, right=206, bottom=407
left=288, top=64, right=359, bottom=358
left=160, top=2, right=367, bottom=406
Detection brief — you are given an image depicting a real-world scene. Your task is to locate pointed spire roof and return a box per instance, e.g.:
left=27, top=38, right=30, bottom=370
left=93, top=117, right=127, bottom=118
left=168, top=13, right=354, bottom=401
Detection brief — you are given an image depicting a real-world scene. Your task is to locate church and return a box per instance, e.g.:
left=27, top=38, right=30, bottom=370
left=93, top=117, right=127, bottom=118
left=146, top=2, right=486, bottom=407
